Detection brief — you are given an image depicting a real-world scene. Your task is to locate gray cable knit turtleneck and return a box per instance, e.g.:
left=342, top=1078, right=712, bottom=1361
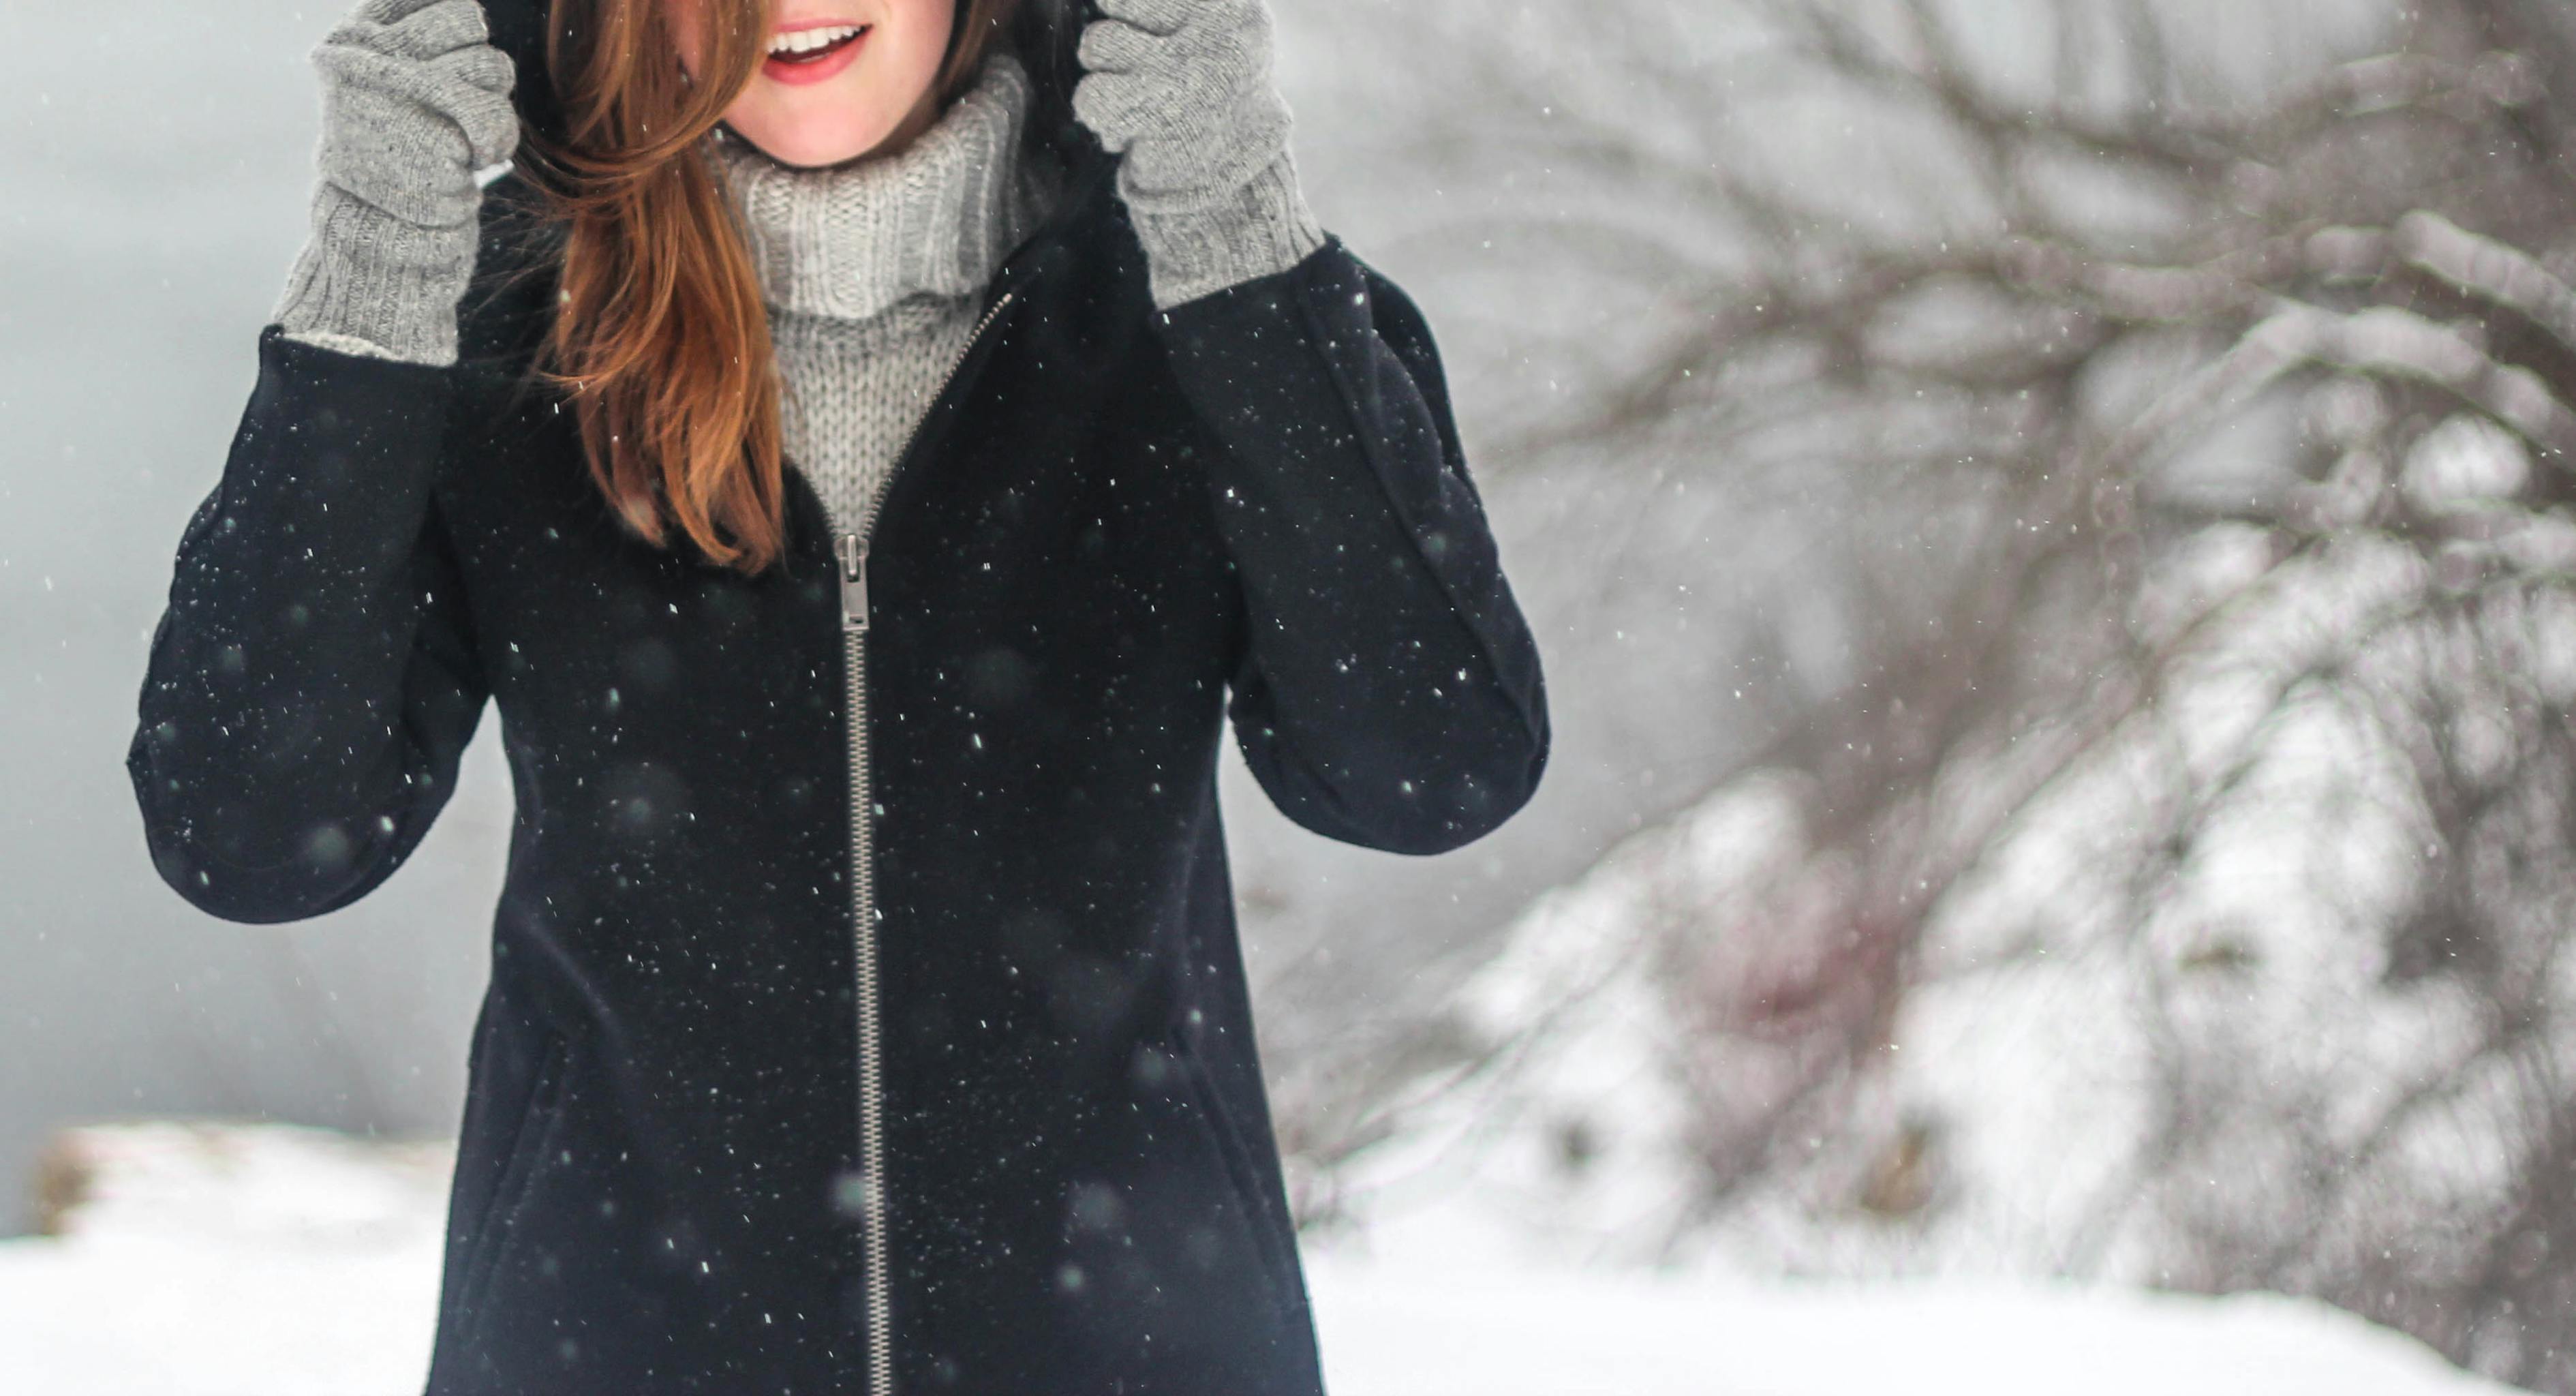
left=707, top=55, right=1050, bottom=536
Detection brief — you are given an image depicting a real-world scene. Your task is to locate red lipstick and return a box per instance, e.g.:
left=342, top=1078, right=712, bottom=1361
left=763, top=20, right=869, bottom=87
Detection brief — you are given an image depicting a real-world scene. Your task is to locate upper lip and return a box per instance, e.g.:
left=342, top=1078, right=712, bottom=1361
left=767, top=19, right=868, bottom=55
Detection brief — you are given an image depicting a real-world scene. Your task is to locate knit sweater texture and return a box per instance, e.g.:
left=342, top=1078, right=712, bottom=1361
left=273, top=0, right=518, bottom=365
left=706, top=55, right=1052, bottom=535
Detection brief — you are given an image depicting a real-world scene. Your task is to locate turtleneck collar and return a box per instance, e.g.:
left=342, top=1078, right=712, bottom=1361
left=707, top=53, right=1039, bottom=323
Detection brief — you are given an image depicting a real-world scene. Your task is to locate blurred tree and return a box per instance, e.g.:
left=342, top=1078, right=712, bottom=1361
left=1295, top=0, right=2576, bottom=1387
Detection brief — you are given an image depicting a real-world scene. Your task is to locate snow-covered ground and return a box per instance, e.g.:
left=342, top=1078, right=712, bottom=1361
left=0, top=1123, right=2524, bottom=1395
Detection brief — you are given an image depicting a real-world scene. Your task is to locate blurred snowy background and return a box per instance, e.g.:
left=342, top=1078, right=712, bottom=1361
left=0, top=1123, right=2524, bottom=1394
left=12, top=0, right=2576, bottom=1389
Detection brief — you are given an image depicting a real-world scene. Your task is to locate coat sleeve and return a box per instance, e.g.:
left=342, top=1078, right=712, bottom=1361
left=126, top=326, right=489, bottom=924
left=1157, top=237, right=1550, bottom=855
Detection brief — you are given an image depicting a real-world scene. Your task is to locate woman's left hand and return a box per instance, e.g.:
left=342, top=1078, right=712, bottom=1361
left=1071, top=0, right=1295, bottom=204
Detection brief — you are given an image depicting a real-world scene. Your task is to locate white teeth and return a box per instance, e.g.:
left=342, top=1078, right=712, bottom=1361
left=768, top=25, right=863, bottom=56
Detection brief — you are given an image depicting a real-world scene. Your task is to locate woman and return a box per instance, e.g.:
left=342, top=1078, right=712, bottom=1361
left=127, top=0, right=1548, bottom=1389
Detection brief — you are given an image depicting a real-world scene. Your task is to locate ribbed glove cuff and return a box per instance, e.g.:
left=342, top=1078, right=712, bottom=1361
left=1124, top=151, right=1326, bottom=311
left=273, top=183, right=478, bottom=366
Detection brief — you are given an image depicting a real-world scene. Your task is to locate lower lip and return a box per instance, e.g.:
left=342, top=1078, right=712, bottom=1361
left=763, top=29, right=868, bottom=86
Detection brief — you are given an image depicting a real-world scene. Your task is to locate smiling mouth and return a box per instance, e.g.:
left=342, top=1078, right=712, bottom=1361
left=767, top=24, right=870, bottom=65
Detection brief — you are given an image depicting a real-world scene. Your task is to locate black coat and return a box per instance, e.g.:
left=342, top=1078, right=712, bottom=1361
left=125, top=48, right=1550, bottom=1396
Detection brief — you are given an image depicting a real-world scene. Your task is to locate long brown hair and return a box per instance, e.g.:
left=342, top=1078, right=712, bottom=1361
left=527, top=0, right=1026, bottom=576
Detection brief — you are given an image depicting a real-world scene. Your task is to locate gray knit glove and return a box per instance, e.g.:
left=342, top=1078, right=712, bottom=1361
left=1072, top=0, right=1326, bottom=309
left=273, top=0, right=519, bottom=366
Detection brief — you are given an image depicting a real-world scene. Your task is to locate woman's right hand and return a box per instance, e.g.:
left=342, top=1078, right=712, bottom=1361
left=271, top=0, right=519, bottom=367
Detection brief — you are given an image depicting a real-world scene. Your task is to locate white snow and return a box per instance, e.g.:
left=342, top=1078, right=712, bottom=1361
left=0, top=1122, right=2524, bottom=1395
left=1306, top=1262, right=2521, bottom=1396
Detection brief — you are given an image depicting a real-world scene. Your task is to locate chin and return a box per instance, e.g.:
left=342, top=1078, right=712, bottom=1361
left=769, top=134, right=887, bottom=168
left=735, top=118, right=892, bottom=169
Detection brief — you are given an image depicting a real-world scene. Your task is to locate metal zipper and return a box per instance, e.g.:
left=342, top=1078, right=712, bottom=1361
left=830, top=287, right=1017, bottom=1396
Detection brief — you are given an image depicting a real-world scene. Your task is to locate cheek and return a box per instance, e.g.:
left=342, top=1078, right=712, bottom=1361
left=668, top=0, right=707, bottom=80
left=888, top=0, right=957, bottom=74
left=891, top=0, right=955, bottom=37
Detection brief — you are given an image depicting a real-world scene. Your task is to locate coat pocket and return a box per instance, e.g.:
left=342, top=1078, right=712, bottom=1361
left=1163, top=1026, right=1303, bottom=1309
left=1056, top=1027, right=1320, bottom=1392
left=456, top=1030, right=570, bottom=1327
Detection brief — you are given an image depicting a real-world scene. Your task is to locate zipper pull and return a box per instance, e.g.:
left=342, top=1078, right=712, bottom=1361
left=838, top=532, right=868, bottom=632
